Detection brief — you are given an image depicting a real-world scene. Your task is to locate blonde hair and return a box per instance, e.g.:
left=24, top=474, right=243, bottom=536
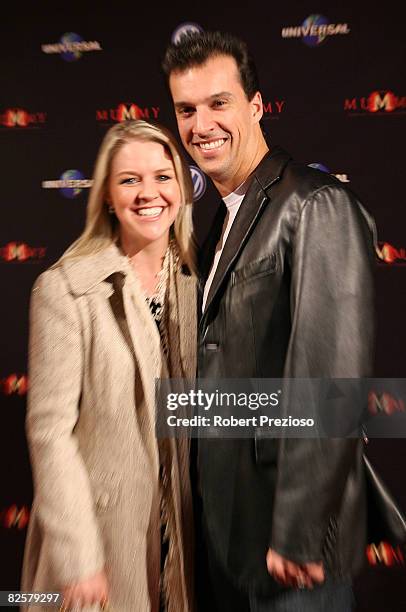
left=58, top=119, right=195, bottom=272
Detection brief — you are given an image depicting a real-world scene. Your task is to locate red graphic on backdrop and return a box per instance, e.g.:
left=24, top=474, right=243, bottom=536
left=377, top=242, right=406, bottom=264
left=1, top=505, right=30, bottom=529
left=368, top=391, right=405, bottom=416
left=96, top=102, right=160, bottom=123
left=367, top=91, right=398, bottom=112
left=366, top=543, right=405, bottom=566
left=1, top=374, right=28, bottom=395
left=262, top=100, right=286, bottom=118
left=344, top=91, right=406, bottom=115
left=0, top=242, right=47, bottom=262
left=0, top=108, right=47, bottom=127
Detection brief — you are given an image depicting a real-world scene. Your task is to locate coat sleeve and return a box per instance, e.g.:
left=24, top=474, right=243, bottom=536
left=26, top=268, right=105, bottom=584
left=269, top=184, right=375, bottom=564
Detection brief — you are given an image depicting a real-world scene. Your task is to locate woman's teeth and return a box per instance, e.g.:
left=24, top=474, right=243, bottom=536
left=136, top=207, right=163, bottom=217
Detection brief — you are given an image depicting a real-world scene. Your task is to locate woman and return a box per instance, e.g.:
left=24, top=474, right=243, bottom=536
left=22, top=120, right=196, bottom=612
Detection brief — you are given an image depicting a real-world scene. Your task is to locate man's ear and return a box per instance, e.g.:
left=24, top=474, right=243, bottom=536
left=250, top=91, right=264, bottom=124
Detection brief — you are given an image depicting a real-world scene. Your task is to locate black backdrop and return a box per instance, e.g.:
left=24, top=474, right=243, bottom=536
left=1, top=2, right=405, bottom=610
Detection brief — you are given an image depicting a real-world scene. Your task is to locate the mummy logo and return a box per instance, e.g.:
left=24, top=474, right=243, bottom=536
left=172, top=23, right=204, bottom=45
left=345, top=91, right=406, bottom=115
left=0, top=242, right=46, bottom=262
left=96, top=102, right=160, bottom=123
left=190, top=166, right=207, bottom=201
left=366, top=542, right=405, bottom=566
left=0, top=108, right=46, bottom=128
left=1, top=505, right=30, bottom=529
left=262, top=100, right=285, bottom=118
left=1, top=374, right=28, bottom=395
left=377, top=242, right=406, bottom=265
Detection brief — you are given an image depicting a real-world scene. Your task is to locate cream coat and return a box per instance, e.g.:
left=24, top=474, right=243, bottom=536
left=21, top=244, right=196, bottom=612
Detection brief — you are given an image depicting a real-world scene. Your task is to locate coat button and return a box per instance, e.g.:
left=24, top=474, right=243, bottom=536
left=205, top=342, right=219, bottom=351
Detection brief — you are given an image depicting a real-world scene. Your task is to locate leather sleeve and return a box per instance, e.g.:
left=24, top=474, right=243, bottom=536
left=270, top=185, right=375, bottom=563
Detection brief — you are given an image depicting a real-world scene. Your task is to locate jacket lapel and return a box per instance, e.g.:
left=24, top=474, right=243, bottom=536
left=198, top=202, right=228, bottom=282
left=201, top=148, right=291, bottom=323
left=196, top=202, right=227, bottom=314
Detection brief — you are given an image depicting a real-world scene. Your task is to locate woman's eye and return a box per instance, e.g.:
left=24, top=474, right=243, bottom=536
left=157, top=175, right=171, bottom=182
left=120, top=177, right=137, bottom=184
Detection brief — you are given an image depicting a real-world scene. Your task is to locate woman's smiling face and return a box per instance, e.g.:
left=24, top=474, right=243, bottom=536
left=108, top=139, right=182, bottom=250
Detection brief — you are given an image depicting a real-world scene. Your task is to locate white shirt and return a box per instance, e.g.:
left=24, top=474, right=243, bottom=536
left=202, top=179, right=251, bottom=312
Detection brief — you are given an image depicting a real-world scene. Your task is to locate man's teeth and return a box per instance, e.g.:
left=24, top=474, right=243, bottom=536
left=199, top=139, right=225, bottom=150
left=136, top=207, right=163, bottom=217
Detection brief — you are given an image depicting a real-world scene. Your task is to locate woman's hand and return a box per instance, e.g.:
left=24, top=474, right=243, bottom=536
left=62, top=569, right=109, bottom=609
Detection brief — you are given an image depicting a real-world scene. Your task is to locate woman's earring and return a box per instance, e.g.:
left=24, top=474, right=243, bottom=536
left=108, top=204, right=115, bottom=215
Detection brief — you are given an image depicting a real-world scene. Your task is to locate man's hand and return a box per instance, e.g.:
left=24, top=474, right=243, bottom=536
left=61, top=569, right=109, bottom=609
left=266, top=548, right=324, bottom=589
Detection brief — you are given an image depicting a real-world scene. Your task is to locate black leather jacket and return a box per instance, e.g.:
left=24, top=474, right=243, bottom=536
left=197, top=147, right=375, bottom=594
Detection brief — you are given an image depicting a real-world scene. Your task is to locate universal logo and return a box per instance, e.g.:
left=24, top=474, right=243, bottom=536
left=308, top=163, right=350, bottom=183
left=345, top=91, right=406, bottom=115
left=0, top=374, right=28, bottom=396
left=42, top=170, right=93, bottom=199
left=377, top=242, right=406, bottom=265
left=0, top=242, right=46, bottom=263
left=171, top=23, right=204, bottom=45
left=96, top=102, right=160, bottom=123
left=42, top=32, right=102, bottom=62
left=282, top=14, right=350, bottom=47
left=0, top=108, right=46, bottom=128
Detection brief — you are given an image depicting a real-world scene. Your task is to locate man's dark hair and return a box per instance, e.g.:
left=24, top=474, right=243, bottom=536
left=162, top=31, right=260, bottom=101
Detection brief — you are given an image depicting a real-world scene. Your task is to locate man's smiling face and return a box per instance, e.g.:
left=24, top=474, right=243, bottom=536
left=169, top=54, right=264, bottom=193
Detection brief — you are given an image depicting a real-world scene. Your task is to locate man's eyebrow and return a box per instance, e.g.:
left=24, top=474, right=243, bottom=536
left=174, top=92, right=234, bottom=109
left=174, top=101, right=192, bottom=110
left=209, top=91, right=234, bottom=100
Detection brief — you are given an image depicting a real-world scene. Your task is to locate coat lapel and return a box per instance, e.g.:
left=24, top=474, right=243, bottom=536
left=62, top=242, right=162, bottom=389
left=122, top=272, right=162, bottom=384
left=170, top=266, right=197, bottom=379
left=201, top=148, right=291, bottom=322
left=61, top=243, right=128, bottom=296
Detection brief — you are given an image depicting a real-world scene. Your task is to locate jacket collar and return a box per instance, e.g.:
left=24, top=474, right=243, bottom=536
left=252, top=145, right=291, bottom=191
left=61, top=243, right=130, bottom=296
left=201, top=146, right=291, bottom=321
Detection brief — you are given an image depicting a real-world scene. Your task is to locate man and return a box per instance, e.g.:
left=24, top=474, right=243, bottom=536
left=163, top=31, right=375, bottom=611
